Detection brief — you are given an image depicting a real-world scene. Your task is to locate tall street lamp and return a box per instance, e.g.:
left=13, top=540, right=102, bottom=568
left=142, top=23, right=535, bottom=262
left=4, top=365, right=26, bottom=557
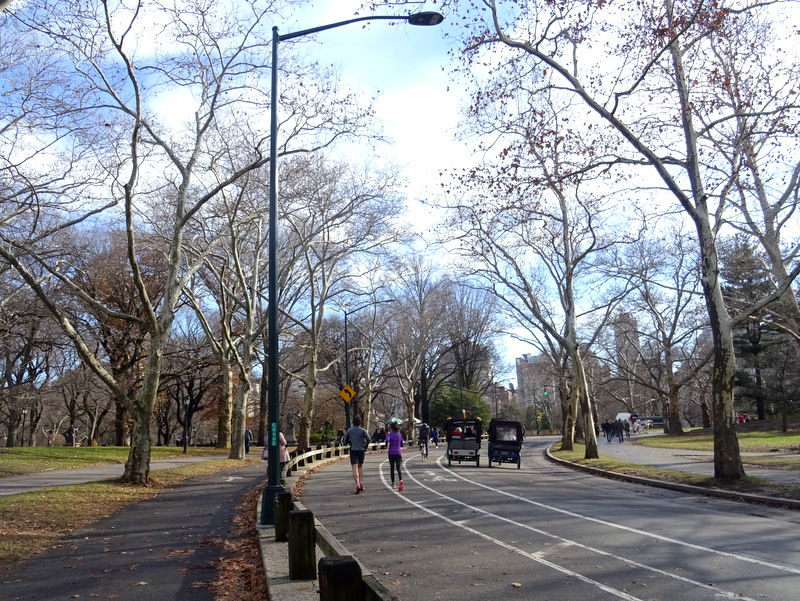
left=182, top=399, right=190, bottom=454
left=262, top=10, right=444, bottom=526
left=19, top=408, right=29, bottom=447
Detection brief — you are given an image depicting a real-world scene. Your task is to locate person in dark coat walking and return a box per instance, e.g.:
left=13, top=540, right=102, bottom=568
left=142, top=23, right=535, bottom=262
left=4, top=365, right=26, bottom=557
left=613, top=419, right=624, bottom=443
left=244, top=426, right=253, bottom=454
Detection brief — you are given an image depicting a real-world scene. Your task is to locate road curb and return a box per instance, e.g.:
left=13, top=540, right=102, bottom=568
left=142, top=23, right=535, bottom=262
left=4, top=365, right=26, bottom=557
left=544, top=445, right=800, bottom=510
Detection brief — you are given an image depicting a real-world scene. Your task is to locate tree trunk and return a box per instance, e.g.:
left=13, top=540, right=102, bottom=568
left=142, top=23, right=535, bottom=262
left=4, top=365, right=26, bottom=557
left=114, top=404, right=126, bottom=446
left=228, top=379, right=250, bottom=460
left=699, top=388, right=712, bottom=429
left=559, top=381, right=576, bottom=450
left=298, top=371, right=317, bottom=451
left=405, top=391, right=416, bottom=442
left=697, top=219, right=745, bottom=480
left=123, top=408, right=152, bottom=483
left=6, top=409, right=20, bottom=448
left=573, top=356, right=598, bottom=459
left=667, top=386, right=684, bottom=435
left=217, top=367, right=233, bottom=449
left=419, top=369, right=430, bottom=425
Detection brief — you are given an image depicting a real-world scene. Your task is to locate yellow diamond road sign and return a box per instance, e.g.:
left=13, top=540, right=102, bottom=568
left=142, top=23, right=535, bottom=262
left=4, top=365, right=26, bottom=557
left=339, top=385, right=356, bottom=402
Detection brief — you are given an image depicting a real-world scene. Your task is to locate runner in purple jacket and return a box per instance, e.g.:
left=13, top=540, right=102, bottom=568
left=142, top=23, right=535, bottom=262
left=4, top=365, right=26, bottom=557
left=386, top=422, right=405, bottom=491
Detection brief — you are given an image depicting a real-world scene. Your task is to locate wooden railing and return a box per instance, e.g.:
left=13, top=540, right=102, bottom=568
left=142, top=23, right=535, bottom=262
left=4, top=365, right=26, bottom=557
left=281, top=441, right=386, bottom=479
left=265, top=441, right=397, bottom=601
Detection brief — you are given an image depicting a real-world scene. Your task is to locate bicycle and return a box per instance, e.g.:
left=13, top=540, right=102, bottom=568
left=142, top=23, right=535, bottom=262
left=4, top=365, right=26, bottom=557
left=419, top=438, right=428, bottom=460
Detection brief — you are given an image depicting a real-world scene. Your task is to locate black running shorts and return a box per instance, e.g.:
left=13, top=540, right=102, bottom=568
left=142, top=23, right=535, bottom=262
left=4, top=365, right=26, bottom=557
left=349, top=449, right=365, bottom=465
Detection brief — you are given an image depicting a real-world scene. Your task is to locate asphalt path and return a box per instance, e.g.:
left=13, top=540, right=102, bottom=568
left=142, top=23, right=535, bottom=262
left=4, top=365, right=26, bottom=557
left=298, top=436, right=800, bottom=601
left=1, top=460, right=268, bottom=601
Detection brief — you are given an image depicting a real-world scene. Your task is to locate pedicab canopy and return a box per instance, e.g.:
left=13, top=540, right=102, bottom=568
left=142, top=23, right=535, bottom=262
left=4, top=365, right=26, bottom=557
left=488, top=419, right=524, bottom=443
left=386, top=417, right=420, bottom=427
left=445, top=417, right=482, bottom=441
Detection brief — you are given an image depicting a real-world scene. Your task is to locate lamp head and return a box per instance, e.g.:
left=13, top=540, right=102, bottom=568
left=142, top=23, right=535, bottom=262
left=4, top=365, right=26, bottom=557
left=407, top=11, right=444, bottom=26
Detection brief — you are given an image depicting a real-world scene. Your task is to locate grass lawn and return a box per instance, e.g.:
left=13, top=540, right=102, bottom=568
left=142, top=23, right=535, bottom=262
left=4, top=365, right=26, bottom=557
left=551, top=438, right=800, bottom=502
left=0, top=445, right=246, bottom=478
left=635, top=429, right=800, bottom=453
left=634, top=428, right=800, bottom=470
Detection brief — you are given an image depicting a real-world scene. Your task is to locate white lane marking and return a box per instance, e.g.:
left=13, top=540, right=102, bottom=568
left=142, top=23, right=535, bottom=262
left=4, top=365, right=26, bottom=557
left=532, top=541, right=576, bottom=559
left=380, top=461, right=644, bottom=601
left=378, top=458, right=766, bottom=601
left=434, top=455, right=800, bottom=577
left=421, top=469, right=456, bottom=482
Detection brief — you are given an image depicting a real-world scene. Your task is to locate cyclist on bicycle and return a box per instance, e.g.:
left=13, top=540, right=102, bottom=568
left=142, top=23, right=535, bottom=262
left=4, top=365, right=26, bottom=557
left=418, top=422, right=430, bottom=459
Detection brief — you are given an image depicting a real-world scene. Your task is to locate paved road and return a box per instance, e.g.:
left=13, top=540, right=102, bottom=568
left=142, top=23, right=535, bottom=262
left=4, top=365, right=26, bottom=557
left=298, top=436, right=800, bottom=601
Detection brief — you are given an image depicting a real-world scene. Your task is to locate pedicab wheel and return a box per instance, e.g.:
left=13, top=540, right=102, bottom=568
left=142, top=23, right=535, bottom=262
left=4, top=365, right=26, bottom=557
left=448, top=455, right=452, bottom=466
left=488, top=458, right=493, bottom=468
left=517, top=457, right=521, bottom=469
left=476, top=456, right=480, bottom=467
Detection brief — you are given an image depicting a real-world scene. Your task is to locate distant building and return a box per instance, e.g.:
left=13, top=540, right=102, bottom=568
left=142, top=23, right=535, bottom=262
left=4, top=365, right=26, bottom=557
left=515, top=353, right=555, bottom=408
left=613, top=312, right=641, bottom=376
left=491, top=383, right=515, bottom=415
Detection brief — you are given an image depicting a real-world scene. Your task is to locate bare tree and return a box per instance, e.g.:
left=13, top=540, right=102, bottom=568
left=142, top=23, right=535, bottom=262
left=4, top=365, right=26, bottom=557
left=316, top=286, right=399, bottom=434
left=279, top=154, right=406, bottom=449
left=182, top=175, right=271, bottom=459
left=407, top=0, right=800, bottom=478
left=438, top=87, right=634, bottom=457
left=438, top=281, right=504, bottom=412
left=0, top=0, right=376, bottom=481
left=606, top=226, right=712, bottom=434
left=381, top=256, right=450, bottom=440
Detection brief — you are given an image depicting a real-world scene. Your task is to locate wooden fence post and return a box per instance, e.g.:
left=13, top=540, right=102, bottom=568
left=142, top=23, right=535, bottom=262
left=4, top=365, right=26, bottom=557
left=274, top=491, right=293, bottom=542
left=288, top=509, right=316, bottom=580
left=319, top=556, right=362, bottom=601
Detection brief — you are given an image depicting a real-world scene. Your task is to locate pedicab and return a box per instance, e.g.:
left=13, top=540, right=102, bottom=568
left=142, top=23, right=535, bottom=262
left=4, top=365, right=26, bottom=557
left=487, top=419, right=524, bottom=468
left=445, top=418, right=482, bottom=467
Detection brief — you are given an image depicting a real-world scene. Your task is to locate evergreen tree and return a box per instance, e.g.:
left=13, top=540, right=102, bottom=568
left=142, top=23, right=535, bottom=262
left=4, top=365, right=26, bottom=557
left=429, top=386, right=491, bottom=427
left=719, top=236, right=791, bottom=420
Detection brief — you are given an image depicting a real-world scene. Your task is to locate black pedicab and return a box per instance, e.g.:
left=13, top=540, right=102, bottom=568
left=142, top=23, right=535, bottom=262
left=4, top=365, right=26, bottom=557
left=487, top=419, right=524, bottom=468
left=445, top=418, right=482, bottom=467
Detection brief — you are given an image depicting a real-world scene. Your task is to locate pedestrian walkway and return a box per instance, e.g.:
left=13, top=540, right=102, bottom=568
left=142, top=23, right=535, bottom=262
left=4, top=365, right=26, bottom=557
left=0, top=459, right=268, bottom=601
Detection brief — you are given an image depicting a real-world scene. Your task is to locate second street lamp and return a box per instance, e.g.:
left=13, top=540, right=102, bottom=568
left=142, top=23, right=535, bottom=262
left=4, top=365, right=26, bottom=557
left=182, top=399, right=190, bottom=454
left=261, top=10, right=444, bottom=526
left=342, top=298, right=396, bottom=429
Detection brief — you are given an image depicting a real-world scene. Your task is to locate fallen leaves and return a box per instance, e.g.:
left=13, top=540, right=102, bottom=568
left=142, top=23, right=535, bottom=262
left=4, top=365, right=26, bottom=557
left=208, top=486, right=268, bottom=601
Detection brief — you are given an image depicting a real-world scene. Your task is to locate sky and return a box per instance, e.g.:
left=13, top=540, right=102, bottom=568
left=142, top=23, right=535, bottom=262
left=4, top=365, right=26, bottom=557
left=285, top=0, right=468, bottom=227
left=279, top=1, right=532, bottom=382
